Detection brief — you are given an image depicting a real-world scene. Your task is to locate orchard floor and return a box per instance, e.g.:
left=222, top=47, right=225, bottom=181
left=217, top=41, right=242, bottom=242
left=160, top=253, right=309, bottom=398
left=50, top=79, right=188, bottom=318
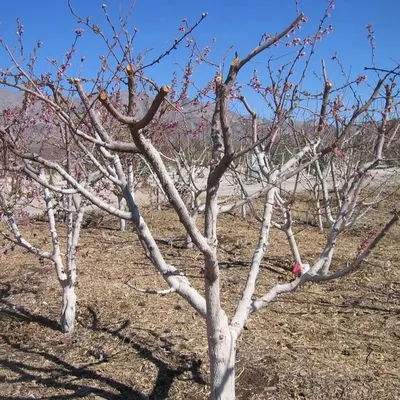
left=1, top=199, right=399, bottom=399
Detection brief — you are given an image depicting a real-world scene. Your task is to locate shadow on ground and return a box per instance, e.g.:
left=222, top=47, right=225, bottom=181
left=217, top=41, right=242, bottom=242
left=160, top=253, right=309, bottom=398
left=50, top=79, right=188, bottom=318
left=0, top=285, right=206, bottom=400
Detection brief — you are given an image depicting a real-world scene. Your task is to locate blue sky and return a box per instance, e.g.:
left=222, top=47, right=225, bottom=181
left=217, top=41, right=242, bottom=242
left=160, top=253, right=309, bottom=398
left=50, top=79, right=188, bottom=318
left=0, top=0, right=399, bottom=115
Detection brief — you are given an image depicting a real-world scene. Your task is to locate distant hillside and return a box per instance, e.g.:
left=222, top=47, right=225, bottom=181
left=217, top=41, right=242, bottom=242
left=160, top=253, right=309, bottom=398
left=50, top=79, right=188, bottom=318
left=0, top=86, right=257, bottom=139
left=0, top=87, right=24, bottom=110
left=0, top=86, right=278, bottom=160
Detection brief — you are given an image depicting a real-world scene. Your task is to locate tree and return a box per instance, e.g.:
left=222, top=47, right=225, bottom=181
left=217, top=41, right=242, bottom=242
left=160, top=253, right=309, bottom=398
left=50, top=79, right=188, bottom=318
left=0, top=108, right=90, bottom=333
left=0, top=2, right=399, bottom=398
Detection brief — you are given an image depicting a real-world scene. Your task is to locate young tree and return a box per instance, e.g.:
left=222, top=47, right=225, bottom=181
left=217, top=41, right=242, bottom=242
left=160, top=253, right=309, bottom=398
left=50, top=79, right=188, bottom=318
left=0, top=172, right=87, bottom=333
left=0, top=2, right=399, bottom=398
left=0, top=108, right=90, bottom=333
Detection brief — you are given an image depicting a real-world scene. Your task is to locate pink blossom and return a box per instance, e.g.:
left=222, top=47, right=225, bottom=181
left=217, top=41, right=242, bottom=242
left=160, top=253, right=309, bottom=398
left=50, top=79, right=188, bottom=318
left=355, top=75, right=367, bottom=85
left=333, top=146, right=345, bottom=159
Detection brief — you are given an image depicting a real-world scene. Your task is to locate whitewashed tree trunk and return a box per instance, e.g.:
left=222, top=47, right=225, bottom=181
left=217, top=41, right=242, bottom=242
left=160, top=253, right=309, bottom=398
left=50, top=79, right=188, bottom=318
left=285, top=225, right=302, bottom=263
left=185, top=231, right=194, bottom=249
left=313, top=208, right=345, bottom=275
left=185, top=211, right=197, bottom=249
left=118, top=195, right=127, bottom=231
left=44, top=165, right=86, bottom=333
left=60, top=283, right=76, bottom=333
left=156, top=187, right=161, bottom=211
left=204, top=250, right=236, bottom=398
left=330, top=159, right=342, bottom=209
left=315, top=160, right=335, bottom=225
left=241, top=192, right=247, bottom=218
left=207, top=321, right=236, bottom=399
left=185, top=193, right=201, bottom=249
left=314, top=184, right=324, bottom=231
left=274, top=192, right=302, bottom=264
left=128, top=161, right=135, bottom=198
left=374, top=84, right=392, bottom=160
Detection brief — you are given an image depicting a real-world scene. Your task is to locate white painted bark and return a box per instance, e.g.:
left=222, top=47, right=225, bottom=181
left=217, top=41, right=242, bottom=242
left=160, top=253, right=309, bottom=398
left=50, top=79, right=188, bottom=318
left=156, top=187, right=161, bottom=211
left=127, top=162, right=135, bottom=199
left=60, top=284, right=76, bottom=333
left=118, top=195, right=127, bottom=231
left=274, top=192, right=302, bottom=264
left=218, top=142, right=319, bottom=215
left=203, top=77, right=237, bottom=398
left=185, top=228, right=194, bottom=249
left=1, top=170, right=85, bottom=334
left=231, top=187, right=276, bottom=340
left=42, top=172, right=76, bottom=333
left=315, top=160, right=335, bottom=225
left=374, top=84, right=392, bottom=160
left=205, top=264, right=236, bottom=400
left=284, top=224, right=302, bottom=264
left=250, top=208, right=398, bottom=316
left=110, top=152, right=208, bottom=316
left=203, top=174, right=236, bottom=398
left=314, top=184, right=324, bottom=231
left=330, top=159, right=343, bottom=209
left=40, top=160, right=86, bottom=333
left=241, top=192, right=247, bottom=218
left=185, top=206, right=199, bottom=249
left=312, top=197, right=348, bottom=275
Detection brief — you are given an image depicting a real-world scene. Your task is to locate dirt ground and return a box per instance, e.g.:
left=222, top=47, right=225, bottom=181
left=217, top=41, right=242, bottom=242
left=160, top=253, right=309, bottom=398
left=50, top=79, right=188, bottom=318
left=1, top=197, right=399, bottom=399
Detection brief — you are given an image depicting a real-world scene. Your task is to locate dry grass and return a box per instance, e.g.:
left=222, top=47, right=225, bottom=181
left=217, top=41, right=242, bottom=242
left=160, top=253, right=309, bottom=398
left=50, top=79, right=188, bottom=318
left=1, top=197, right=399, bottom=399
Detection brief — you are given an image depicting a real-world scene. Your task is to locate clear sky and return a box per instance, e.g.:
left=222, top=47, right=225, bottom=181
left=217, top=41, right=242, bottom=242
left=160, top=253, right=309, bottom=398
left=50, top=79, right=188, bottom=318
left=0, top=0, right=399, bottom=115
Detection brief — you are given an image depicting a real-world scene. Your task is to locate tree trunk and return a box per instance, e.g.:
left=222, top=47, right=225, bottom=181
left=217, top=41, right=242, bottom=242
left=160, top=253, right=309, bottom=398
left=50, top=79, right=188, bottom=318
left=185, top=208, right=199, bottom=249
left=285, top=226, right=302, bottom=263
left=206, top=279, right=236, bottom=399
left=241, top=192, right=246, bottom=218
left=156, top=187, right=161, bottom=211
left=60, top=283, right=76, bottom=333
left=118, top=195, right=127, bottom=231
left=209, top=334, right=236, bottom=399
left=314, top=185, right=324, bottom=231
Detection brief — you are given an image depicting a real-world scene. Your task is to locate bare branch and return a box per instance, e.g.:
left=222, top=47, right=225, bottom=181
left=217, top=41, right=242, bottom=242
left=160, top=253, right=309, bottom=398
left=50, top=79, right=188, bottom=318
left=126, top=280, right=176, bottom=295
left=132, top=86, right=171, bottom=132
left=0, top=211, right=52, bottom=259
left=235, top=14, right=304, bottom=76
left=98, top=91, right=136, bottom=125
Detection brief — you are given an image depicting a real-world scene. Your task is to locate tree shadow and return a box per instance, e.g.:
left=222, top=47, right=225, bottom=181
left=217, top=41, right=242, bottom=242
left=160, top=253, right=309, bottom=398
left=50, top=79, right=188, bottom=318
left=275, top=296, right=400, bottom=317
left=0, top=294, right=206, bottom=399
left=0, top=283, right=12, bottom=298
left=0, top=284, right=60, bottom=332
left=87, top=307, right=206, bottom=400
left=155, top=237, right=188, bottom=250
left=0, top=334, right=146, bottom=399
left=0, top=299, right=60, bottom=332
